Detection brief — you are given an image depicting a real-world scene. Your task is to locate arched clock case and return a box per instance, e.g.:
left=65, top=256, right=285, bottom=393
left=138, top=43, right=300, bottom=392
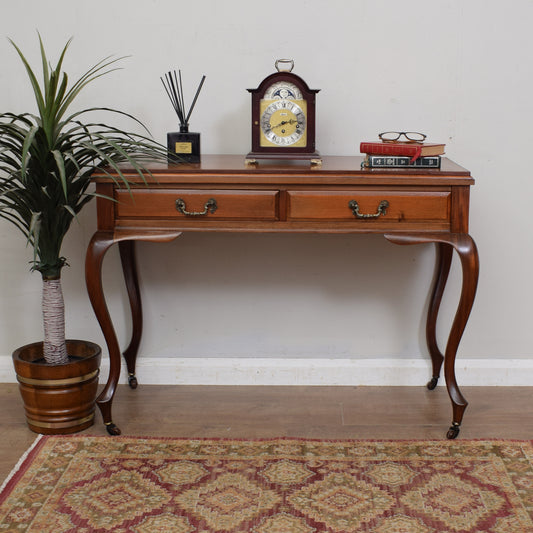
left=246, top=61, right=320, bottom=164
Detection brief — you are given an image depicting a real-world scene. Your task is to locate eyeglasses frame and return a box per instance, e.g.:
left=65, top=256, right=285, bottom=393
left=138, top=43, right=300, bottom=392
left=378, top=131, right=427, bottom=143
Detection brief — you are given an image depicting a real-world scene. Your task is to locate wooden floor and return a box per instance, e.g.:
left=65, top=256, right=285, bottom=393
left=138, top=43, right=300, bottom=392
left=1, top=383, right=532, bottom=483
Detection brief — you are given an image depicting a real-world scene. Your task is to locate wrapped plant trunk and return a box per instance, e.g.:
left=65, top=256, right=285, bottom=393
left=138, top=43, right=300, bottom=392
left=42, top=277, right=68, bottom=365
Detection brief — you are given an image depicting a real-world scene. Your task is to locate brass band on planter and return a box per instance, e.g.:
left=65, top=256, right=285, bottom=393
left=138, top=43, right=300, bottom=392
left=16, top=369, right=99, bottom=386
left=26, top=413, right=95, bottom=429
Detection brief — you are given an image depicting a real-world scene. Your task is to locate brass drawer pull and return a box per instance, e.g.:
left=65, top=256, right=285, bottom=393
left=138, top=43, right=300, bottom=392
left=176, top=198, right=217, bottom=216
left=348, top=199, right=389, bottom=219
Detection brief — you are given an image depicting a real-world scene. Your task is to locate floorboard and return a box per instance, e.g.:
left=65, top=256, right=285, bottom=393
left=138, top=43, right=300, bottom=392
left=1, top=384, right=532, bottom=482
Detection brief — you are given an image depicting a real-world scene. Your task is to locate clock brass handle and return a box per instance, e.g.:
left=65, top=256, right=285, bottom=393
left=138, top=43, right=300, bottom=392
left=176, top=198, right=218, bottom=216
left=275, top=59, right=294, bottom=72
left=348, top=199, right=389, bottom=219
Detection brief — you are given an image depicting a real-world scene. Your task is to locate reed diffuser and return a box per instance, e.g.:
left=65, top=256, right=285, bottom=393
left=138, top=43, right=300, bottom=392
left=162, top=70, right=206, bottom=162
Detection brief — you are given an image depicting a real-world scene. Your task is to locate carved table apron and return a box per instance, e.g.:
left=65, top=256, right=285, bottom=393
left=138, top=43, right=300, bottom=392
left=85, top=155, right=478, bottom=438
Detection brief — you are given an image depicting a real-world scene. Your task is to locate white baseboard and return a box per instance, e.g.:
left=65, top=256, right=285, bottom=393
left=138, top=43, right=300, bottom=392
left=1, top=355, right=532, bottom=386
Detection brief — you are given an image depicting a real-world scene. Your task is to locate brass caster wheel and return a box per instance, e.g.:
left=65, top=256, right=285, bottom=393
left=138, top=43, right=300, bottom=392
left=105, top=422, right=122, bottom=436
left=128, top=374, right=138, bottom=389
left=427, top=377, right=439, bottom=390
left=446, top=424, right=460, bottom=440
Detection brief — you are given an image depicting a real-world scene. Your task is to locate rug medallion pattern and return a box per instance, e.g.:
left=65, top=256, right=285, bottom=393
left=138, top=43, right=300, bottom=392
left=1, top=437, right=532, bottom=532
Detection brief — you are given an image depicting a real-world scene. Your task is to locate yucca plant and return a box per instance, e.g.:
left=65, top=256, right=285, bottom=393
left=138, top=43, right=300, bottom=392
left=0, top=36, right=166, bottom=365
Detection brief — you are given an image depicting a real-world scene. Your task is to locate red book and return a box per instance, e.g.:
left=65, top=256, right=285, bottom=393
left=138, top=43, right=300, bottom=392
left=360, top=141, right=445, bottom=162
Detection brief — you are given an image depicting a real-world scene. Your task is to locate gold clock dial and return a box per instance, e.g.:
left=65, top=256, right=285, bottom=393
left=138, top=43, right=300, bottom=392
left=259, top=99, right=307, bottom=147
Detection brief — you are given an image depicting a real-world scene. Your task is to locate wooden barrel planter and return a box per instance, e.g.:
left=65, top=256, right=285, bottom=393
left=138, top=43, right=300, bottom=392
left=12, top=340, right=101, bottom=434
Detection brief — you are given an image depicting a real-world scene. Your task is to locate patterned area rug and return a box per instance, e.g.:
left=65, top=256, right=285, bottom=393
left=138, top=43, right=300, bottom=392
left=1, top=437, right=532, bottom=532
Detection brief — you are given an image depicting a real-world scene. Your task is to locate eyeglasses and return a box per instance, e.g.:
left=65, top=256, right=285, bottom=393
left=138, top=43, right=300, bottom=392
left=378, top=131, right=427, bottom=143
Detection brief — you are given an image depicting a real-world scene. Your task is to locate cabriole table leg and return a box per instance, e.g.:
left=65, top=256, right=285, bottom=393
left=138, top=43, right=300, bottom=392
left=86, top=230, right=183, bottom=434
left=385, top=233, right=479, bottom=439
left=119, top=240, right=143, bottom=389
left=85, top=231, right=123, bottom=435
left=426, top=242, right=453, bottom=389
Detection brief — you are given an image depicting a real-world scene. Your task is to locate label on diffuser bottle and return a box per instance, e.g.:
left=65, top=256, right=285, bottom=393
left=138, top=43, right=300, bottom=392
left=175, top=142, right=193, bottom=154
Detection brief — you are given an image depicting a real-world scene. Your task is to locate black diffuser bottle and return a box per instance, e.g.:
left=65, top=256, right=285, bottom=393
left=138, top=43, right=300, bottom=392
left=167, top=124, right=200, bottom=163
left=162, top=70, right=205, bottom=163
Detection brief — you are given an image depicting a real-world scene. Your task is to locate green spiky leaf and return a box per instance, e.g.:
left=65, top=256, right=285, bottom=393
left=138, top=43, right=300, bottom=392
left=0, top=35, right=168, bottom=279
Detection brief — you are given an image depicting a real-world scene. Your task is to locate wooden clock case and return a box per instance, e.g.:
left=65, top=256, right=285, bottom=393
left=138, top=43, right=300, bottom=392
left=246, top=70, right=320, bottom=163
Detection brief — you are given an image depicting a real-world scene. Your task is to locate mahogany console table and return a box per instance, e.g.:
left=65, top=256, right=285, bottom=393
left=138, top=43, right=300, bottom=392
left=85, top=155, right=478, bottom=438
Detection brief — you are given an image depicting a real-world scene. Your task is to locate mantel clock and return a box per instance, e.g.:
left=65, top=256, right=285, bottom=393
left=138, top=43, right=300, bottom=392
left=246, top=59, right=320, bottom=164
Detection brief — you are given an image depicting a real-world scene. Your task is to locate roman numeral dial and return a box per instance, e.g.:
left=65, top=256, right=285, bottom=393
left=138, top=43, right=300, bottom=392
left=259, top=99, right=307, bottom=147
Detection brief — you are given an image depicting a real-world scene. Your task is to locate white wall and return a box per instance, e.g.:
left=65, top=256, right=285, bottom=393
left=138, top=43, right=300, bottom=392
left=1, top=1, right=532, bottom=385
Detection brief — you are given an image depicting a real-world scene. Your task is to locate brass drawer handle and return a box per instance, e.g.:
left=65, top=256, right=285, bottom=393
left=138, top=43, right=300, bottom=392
left=176, top=198, right=217, bottom=216
left=348, top=199, right=389, bottom=219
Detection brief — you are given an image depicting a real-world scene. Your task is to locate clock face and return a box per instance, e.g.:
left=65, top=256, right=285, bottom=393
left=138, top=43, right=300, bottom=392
left=260, top=99, right=307, bottom=147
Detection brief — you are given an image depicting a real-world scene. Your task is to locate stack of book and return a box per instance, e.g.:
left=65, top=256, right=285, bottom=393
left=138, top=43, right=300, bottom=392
left=360, top=140, right=445, bottom=169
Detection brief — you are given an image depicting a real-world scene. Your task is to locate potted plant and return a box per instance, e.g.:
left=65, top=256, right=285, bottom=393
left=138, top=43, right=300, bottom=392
left=0, top=35, right=166, bottom=433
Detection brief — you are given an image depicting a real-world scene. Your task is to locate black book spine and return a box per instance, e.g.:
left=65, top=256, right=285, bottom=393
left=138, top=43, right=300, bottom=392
left=363, top=155, right=441, bottom=168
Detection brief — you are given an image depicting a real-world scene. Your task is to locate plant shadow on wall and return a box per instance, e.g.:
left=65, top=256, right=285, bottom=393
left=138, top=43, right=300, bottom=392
left=135, top=233, right=436, bottom=358
left=0, top=34, right=167, bottom=433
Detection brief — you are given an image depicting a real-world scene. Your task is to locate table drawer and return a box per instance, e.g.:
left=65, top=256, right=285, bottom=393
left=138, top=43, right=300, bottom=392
left=116, top=189, right=279, bottom=220
left=287, top=190, right=450, bottom=223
